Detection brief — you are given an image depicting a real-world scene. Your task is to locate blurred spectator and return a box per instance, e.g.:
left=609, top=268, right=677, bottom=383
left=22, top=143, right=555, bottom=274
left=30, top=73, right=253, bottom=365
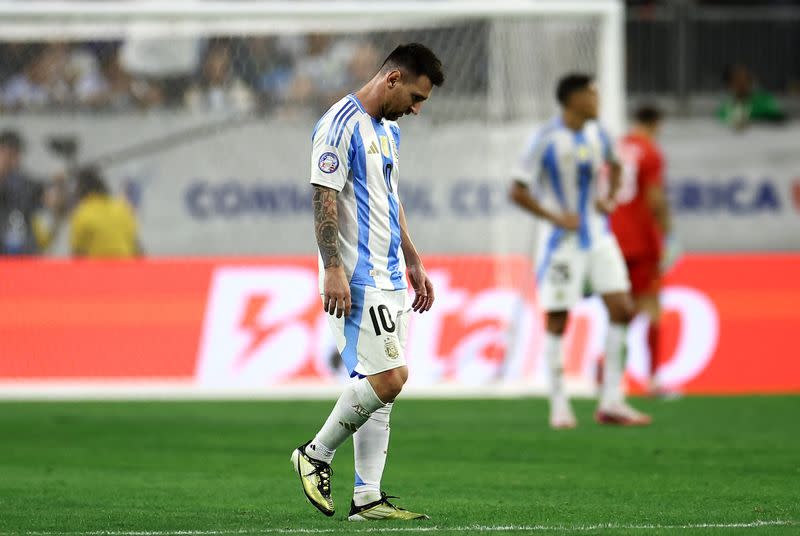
left=184, top=41, right=254, bottom=113
left=717, top=64, right=787, bottom=129
left=120, top=35, right=201, bottom=107
left=74, top=46, right=114, bottom=109
left=0, top=43, right=32, bottom=82
left=347, top=41, right=381, bottom=89
left=70, top=166, right=141, bottom=258
left=66, top=46, right=102, bottom=95
left=75, top=46, right=160, bottom=111
left=234, top=36, right=296, bottom=109
left=0, top=130, right=59, bottom=255
left=2, top=43, right=71, bottom=110
left=287, top=35, right=371, bottom=110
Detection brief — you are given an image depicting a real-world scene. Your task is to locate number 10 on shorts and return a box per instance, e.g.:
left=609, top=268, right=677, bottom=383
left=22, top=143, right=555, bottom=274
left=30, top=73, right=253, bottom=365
left=369, top=305, right=396, bottom=336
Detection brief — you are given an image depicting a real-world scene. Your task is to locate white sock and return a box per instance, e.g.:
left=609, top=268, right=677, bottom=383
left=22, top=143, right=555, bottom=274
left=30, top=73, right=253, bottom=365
left=601, top=323, right=627, bottom=409
left=544, top=332, right=566, bottom=402
left=353, top=402, right=393, bottom=506
left=307, top=378, right=385, bottom=463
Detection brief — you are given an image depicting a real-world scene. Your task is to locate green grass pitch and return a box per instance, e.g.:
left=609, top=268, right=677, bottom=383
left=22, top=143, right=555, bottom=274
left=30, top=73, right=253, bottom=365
left=0, top=396, right=798, bottom=535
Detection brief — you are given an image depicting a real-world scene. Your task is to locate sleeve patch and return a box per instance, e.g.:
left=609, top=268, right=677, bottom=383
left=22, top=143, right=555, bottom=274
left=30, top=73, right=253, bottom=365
left=318, top=152, right=340, bottom=174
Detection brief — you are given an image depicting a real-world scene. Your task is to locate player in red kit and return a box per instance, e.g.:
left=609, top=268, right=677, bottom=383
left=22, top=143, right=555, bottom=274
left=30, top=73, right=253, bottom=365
left=609, top=105, right=673, bottom=395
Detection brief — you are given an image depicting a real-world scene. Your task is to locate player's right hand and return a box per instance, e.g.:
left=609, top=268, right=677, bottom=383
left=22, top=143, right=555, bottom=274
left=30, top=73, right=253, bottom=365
left=552, top=212, right=580, bottom=231
left=323, top=266, right=351, bottom=318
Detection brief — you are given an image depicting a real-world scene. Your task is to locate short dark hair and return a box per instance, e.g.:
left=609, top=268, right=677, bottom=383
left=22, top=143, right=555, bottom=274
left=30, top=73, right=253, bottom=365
left=0, top=130, right=24, bottom=152
left=381, top=43, right=444, bottom=87
left=76, top=166, right=109, bottom=198
left=556, top=73, right=593, bottom=106
left=634, top=104, right=663, bottom=125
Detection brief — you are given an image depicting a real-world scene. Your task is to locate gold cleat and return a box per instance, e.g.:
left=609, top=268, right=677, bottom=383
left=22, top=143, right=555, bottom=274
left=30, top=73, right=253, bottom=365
left=348, top=492, right=429, bottom=521
left=290, top=442, right=334, bottom=517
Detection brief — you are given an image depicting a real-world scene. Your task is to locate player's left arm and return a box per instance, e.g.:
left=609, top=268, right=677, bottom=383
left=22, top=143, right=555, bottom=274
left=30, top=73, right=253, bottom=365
left=646, top=183, right=672, bottom=235
left=649, top=178, right=680, bottom=271
left=399, top=202, right=434, bottom=313
left=596, top=125, right=622, bottom=214
left=643, top=150, right=680, bottom=270
left=644, top=152, right=672, bottom=235
left=606, top=160, right=622, bottom=202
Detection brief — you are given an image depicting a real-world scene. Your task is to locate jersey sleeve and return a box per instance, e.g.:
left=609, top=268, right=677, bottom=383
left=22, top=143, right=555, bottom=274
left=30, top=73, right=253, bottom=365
left=511, top=129, right=548, bottom=186
left=309, top=108, right=355, bottom=192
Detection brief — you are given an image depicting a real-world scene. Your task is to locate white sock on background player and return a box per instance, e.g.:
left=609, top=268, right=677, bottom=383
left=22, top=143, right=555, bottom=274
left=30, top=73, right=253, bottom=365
left=352, top=402, right=393, bottom=506
left=544, top=332, right=566, bottom=402
left=600, top=323, right=627, bottom=409
left=307, top=378, right=385, bottom=464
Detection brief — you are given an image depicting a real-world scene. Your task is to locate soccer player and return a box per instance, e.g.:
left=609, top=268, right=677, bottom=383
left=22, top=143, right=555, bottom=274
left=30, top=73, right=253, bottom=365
left=609, top=105, right=672, bottom=395
left=509, top=73, right=651, bottom=429
left=291, top=44, right=444, bottom=521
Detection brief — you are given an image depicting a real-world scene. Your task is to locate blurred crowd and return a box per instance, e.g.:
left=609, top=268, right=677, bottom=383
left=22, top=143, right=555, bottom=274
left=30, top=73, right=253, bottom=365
left=0, top=35, right=388, bottom=258
left=717, top=63, right=787, bottom=129
left=0, top=36, right=382, bottom=115
left=0, top=130, right=140, bottom=258
left=0, top=32, right=792, bottom=259
left=0, top=37, right=791, bottom=130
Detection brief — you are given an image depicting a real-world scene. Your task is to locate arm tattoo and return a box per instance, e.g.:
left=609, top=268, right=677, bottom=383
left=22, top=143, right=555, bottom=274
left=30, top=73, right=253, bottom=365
left=313, top=185, right=341, bottom=268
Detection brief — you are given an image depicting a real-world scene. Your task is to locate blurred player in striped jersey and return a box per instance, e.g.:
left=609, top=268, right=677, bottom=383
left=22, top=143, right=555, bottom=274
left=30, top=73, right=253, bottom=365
left=510, top=73, right=652, bottom=430
left=291, top=44, right=443, bottom=521
left=609, top=105, right=674, bottom=396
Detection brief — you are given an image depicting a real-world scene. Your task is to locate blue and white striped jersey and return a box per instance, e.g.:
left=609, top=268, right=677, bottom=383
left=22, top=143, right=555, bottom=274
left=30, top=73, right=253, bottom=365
left=310, top=94, right=406, bottom=291
left=512, top=116, right=618, bottom=249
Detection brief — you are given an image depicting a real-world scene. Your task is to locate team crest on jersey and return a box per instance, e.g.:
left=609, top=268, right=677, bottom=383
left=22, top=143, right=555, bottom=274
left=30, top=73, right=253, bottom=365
left=384, top=337, right=400, bottom=360
left=318, top=152, right=339, bottom=173
left=577, top=145, right=591, bottom=162
left=380, top=136, right=391, bottom=158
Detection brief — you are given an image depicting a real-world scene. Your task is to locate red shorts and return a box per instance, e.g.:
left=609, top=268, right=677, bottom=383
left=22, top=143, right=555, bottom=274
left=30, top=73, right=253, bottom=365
left=625, top=256, right=661, bottom=296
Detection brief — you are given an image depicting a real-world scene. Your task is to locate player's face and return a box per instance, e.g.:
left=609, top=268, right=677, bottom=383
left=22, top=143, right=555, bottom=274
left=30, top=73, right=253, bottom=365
left=576, top=82, right=600, bottom=119
left=383, top=71, right=433, bottom=121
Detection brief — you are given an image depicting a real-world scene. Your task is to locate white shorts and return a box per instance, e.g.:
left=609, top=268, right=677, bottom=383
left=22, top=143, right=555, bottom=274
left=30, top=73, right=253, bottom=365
left=325, top=285, right=410, bottom=378
left=535, top=231, right=630, bottom=312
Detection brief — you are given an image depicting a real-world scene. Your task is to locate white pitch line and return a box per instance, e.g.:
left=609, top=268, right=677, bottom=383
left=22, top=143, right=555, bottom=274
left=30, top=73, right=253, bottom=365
left=10, top=519, right=798, bottom=535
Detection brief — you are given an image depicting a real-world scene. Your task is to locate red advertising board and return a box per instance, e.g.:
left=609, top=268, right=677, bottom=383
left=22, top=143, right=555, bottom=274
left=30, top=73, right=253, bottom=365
left=0, top=255, right=798, bottom=395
